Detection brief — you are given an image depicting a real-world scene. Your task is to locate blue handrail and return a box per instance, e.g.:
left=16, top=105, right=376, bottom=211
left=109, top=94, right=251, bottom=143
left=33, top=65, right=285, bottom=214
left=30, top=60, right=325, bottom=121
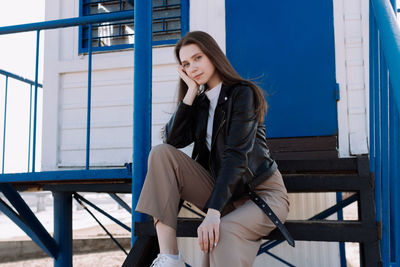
left=0, top=11, right=136, bottom=171
left=0, top=8, right=152, bottom=255
left=28, top=85, right=33, bottom=172
left=131, top=0, right=152, bottom=245
left=86, top=24, right=93, bottom=170
left=2, top=76, right=8, bottom=174
left=32, top=30, right=40, bottom=172
left=0, top=11, right=134, bottom=34
left=0, top=70, right=43, bottom=87
left=370, top=0, right=400, bottom=265
left=0, top=70, right=43, bottom=173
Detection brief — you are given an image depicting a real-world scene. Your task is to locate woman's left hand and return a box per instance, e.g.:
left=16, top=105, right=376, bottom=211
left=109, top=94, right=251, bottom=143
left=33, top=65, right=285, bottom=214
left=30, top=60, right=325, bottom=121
left=197, top=208, right=221, bottom=253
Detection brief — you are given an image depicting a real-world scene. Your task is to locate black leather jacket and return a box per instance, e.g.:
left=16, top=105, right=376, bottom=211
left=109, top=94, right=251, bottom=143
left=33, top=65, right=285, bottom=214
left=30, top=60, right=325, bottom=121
left=163, top=82, right=277, bottom=212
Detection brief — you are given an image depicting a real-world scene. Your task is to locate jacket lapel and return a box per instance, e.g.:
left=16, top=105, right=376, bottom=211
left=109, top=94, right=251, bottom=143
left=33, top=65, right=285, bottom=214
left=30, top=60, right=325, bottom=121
left=211, top=84, right=231, bottom=148
left=195, top=93, right=210, bottom=154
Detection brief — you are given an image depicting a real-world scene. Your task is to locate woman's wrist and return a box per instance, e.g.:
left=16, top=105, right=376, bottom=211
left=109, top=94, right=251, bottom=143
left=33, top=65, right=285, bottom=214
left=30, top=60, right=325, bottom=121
left=207, top=208, right=221, bottom=218
left=182, top=88, right=198, bottom=105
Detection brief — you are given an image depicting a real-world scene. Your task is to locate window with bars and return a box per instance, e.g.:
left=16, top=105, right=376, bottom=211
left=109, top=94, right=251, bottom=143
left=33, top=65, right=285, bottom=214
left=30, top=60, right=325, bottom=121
left=79, top=0, right=189, bottom=53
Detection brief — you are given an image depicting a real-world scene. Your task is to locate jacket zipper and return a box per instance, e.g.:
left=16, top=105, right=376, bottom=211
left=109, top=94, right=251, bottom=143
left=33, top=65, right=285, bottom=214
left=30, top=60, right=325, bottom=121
left=247, top=167, right=254, bottom=177
left=209, top=111, right=226, bottom=179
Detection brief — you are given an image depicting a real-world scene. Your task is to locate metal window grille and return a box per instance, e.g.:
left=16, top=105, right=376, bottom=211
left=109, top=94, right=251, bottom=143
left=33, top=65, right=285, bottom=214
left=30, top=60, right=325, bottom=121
left=80, top=0, right=185, bottom=52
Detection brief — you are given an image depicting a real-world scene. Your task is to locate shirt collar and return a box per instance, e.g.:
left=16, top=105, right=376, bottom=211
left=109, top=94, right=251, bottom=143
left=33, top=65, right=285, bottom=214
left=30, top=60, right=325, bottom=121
left=205, top=82, right=222, bottom=102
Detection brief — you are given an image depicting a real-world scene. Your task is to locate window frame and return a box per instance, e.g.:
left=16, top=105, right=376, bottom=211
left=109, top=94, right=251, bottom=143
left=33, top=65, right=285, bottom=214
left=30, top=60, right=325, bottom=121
left=78, top=0, right=189, bottom=54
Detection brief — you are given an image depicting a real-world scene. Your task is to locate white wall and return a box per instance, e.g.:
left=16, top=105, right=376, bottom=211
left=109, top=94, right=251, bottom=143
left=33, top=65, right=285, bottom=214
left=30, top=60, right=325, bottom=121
left=41, top=0, right=370, bottom=266
left=42, top=0, right=228, bottom=170
left=334, top=0, right=370, bottom=157
left=42, top=0, right=372, bottom=164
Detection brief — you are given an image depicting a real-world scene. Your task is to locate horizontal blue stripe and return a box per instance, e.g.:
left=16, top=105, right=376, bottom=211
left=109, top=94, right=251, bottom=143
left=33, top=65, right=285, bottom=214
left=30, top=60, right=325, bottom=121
left=0, top=11, right=134, bottom=35
left=0, top=69, right=43, bottom=87
left=0, top=168, right=131, bottom=183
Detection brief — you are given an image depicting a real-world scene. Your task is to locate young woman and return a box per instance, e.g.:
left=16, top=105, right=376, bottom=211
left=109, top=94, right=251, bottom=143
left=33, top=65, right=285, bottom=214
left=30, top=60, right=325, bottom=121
left=136, top=31, right=290, bottom=267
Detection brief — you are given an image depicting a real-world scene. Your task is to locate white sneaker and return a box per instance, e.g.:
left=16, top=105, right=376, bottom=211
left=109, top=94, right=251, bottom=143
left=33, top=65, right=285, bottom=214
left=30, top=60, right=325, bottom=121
left=149, top=253, right=186, bottom=267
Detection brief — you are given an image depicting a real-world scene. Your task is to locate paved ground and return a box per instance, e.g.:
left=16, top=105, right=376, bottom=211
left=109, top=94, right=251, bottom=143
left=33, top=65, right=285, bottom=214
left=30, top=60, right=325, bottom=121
left=0, top=250, right=127, bottom=267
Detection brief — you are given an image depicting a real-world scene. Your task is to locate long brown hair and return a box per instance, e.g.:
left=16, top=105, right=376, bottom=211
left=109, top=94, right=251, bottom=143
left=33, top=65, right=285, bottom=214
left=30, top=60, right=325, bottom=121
left=174, top=31, right=268, bottom=123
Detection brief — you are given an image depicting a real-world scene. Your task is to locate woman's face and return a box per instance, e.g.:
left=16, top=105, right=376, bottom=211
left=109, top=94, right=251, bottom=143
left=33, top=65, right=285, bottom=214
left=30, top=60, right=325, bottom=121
left=179, top=43, right=221, bottom=89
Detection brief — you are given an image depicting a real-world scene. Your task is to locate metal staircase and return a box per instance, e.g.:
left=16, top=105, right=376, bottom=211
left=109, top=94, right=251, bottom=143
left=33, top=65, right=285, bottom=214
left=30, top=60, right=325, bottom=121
left=123, top=156, right=381, bottom=267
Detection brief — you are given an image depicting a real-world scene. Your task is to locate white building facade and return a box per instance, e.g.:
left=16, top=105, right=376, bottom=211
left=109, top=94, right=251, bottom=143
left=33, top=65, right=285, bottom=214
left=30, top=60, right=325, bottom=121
left=41, top=0, right=370, bottom=266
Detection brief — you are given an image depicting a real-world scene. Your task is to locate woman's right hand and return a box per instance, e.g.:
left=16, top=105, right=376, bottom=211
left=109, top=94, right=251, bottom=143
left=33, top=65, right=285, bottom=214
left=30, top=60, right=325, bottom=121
left=178, top=66, right=199, bottom=105
left=178, top=66, right=199, bottom=91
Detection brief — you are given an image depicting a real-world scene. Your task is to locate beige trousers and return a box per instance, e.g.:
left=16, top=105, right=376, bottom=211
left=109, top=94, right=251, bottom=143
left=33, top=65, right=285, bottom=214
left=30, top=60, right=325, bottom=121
left=136, top=144, right=289, bottom=267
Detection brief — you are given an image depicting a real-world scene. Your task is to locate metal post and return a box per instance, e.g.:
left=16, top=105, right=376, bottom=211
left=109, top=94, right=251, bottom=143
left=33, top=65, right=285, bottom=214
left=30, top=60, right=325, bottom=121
left=380, top=42, right=390, bottom=266
left=375, top=40, right=382, bottom=225
left=132, top=0, right=152, bottom=245
left=394, top=107, right=400, bottom=264
left=86, top=24, right=93, bottom=170
left=32, top=30, right=40, bottom=172
left=370, top=2, right=376, bottom=173
left=28, top=85, right=32, bottom=172
left=0, top=183, right=58, bottom=257
left=389, top=87, right=398, bottom=263
left=336, top=192, right=347, bottom=267
left=2, top=76, right=8, bottom=174
left=54, top=192, right=73, bottom=267
left=389, top=3, right=398, bottom=265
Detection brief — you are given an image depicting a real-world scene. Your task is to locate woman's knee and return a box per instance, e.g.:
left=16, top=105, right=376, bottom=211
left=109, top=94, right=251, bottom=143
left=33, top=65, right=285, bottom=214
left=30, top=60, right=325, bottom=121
left=148, top=144, right=176, bottom=163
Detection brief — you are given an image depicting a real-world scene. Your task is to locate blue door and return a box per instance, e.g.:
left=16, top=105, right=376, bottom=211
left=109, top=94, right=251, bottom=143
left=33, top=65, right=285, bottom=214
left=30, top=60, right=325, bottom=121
left=226, top=1, right=338, bottom=138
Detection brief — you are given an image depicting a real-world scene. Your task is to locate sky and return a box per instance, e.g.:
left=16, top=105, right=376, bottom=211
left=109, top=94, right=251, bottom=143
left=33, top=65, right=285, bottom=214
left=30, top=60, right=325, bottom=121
left=0, top=0, right=45, bottom=172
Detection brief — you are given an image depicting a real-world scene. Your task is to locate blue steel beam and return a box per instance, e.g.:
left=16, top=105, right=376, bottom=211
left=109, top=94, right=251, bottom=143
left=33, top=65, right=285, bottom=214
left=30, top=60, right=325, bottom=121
left=380, top=44, right=390, bottom=266
left=74, top=195, right=128, bottom=255
left=132, top=0, right=152, bottom=245
left=389, top=89, right=398, bottom=263
left=54, top=192, right=72, bottom=267
left=0, top=70, right=43, bottom=87
left=365, top=1, right=400, bottom=264
left=108, top=193, right=132, bottom=213
left=374, top=59, right=383, bottom=227
left=369, top=4, right=377, bottom=174
left=389, top=1, right=399, bottom=262
left=336, top=192, right=347, bottom=267
left=0, top=197, right=57, bottom=258
left=0, top=168, right=131, bottom=183
left=0, top=11, right=134, bottom=35
left=393, top=107, right=400, bottom=263
left=86, top=24, right=93, bottom=170
left=42, top=183, right=131, bottom=193
left=28, top=85, right=32, bottom=172
left=74, top=193, right=131, bottom=232
left=371, top=0, right=400, bottom=110
left=264, top=251, right=295, bottom=267
left=32, top=30, right=40, bottom=172
left=2, top=76, right=8, bottom=174
left=0, top=183, right=58, bottom=258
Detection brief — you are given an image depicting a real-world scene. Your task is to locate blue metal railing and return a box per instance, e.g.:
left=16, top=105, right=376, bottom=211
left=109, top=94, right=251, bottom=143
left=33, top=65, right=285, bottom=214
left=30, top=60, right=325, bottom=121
left=370, top=0, right=400, bottom=265
left=0, top=9, right=150, bottom=266
left=132, top=0, right=152, bottom=245
left=0, top=11, right=135, bottom=172
left=0, top=70, right=43, bottom=173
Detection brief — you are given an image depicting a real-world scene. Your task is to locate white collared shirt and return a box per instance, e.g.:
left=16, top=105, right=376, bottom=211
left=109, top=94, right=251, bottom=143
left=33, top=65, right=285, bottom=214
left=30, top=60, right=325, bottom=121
left=205, top=82, right=222, bottom=150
